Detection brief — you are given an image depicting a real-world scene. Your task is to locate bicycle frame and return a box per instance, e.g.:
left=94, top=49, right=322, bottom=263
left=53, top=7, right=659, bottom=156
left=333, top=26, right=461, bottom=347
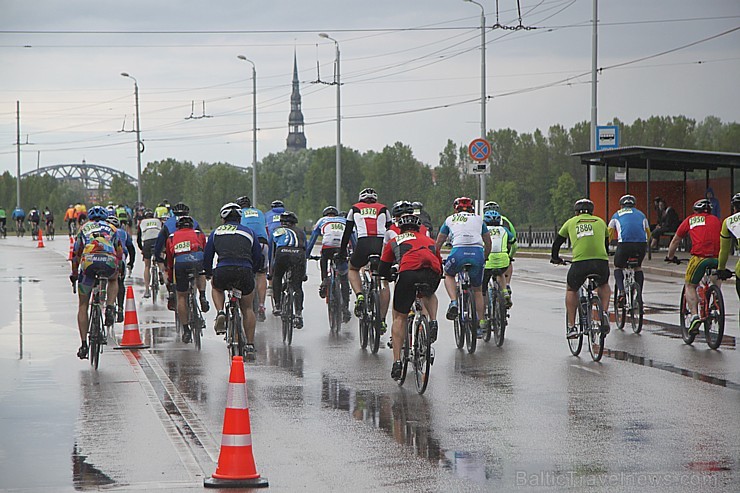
left=280, top=268, right=296, bottom=345
left=88, top=276, right=108, bottom=370
left=359, top=255, right=382, bottom=353
left=225, top=288, right=246, bottom=358
left=679, top=268, right=725, bottom=349
left=454, top=265, right=477, bottom=354
left=187, top=273, right=203, bottom=350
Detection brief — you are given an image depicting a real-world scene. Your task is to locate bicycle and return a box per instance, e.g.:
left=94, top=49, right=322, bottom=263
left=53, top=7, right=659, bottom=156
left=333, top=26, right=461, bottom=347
left=359, top=254, right=383, bottom=354
left=15, top=219, right=25, bottom=238
left=613, top=257, right=643, bottom=334
left=149, top=261, right=161, bottom=301
left=676, top=264, right=725, bottom=349
left=224, top=287, right=247, bottom=358
left=565, top=269, right=607, bottom=362
left=74, top=275, right=108, bottom=370
left=397, top=283, right=434, bottom=394
left=279, top=268, right=298, bottom=345
left=310, top=255, right=344, bottom=334
left=174, top=271, right=205, bottom=350
left=453, top=264, right=478, bottom=354
left=485, top=271, right=508, bottom=347
left=0, top=221, right=6, bottom=238
left=46, top=221, right=55, bottom=240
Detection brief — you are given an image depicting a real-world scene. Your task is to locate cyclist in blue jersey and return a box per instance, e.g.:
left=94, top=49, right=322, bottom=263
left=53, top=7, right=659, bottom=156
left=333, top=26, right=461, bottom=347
left=11, top=206, right=25, bottom=233
left=106, top=214, right=136, bottom=322
left=270, top=211, right=307, bottom=328
left=608, top=194, right=650, bottom=306
left=236, top=195, right=269, bottom=322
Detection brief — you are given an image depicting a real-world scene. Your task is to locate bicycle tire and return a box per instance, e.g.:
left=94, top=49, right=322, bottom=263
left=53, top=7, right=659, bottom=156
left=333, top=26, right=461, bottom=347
left=568, top=306, right=584, bottom=356
left=493, top=289, right=507, bottom=347
left=704, top=285, right=725, bottom=350
left=587, top=295, right=605, bottom=362
left=359, top=286, right=369, bottom=349
left=89, top=305, right=101, bottom=370
left=150, top=264, right=159, bottom=300
left=190, top=291, right=202, bottom=351
left=484, top=285, right=494, bottom=343
left=629, top=283, right=643, bottom=334
left=398, top=317, right=411, bottom=386
left=283, top=285, right=294, bottom=345
left=414, top=315, right=431, bottom=394
left=328, top=276, right=341, bottom=333
left=464, top=288, right=477, bottom=354
left=369, top=291, right=381, bottom=354
left=614, top=282, right=627, bottom=330
left=679, top=287, right=696, bottom=345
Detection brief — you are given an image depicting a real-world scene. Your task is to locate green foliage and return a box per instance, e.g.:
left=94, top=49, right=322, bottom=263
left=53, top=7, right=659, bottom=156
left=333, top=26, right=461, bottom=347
left=550, top=173, right=580, bottom=227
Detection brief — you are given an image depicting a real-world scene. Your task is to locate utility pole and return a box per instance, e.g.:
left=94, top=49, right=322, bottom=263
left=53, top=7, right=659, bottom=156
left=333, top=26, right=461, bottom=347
left=16, top=101, right=21, bottom=209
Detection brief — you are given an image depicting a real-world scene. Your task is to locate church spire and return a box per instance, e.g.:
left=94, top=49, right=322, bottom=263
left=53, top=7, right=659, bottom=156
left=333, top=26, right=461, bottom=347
left=286, top=49, right=306, bottom=151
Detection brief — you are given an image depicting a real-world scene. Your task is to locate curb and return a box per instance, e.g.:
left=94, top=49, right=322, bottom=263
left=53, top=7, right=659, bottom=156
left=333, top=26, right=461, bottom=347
left=513, top=251, right=686, bottom=279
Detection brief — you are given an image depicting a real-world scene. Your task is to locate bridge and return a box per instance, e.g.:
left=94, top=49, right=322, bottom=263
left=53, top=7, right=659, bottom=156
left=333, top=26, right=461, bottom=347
left=21, top=162, right=137, bottom=197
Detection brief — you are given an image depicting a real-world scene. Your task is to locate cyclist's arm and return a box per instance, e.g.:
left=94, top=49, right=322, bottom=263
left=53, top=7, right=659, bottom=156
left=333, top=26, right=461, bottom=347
left=482, top=231, right=492, bottom=258
left=666, top=233, right=683, bottom=260
left=551, top=234, right=567, bottom=261
left=718, top=219, right=734, bottom=270
left=339, top=214, right=355, bottom=254
left=203, top=232, right=216, bottom=277
left=251, top=236, right=263, bottom=271
left=126, top=236, right=136, bottom=267
left=434, top=232, right=448, bottom=254
left=136, top=225, right=144, bottom=250
left=153, top=227, right=168, bottom=262
left=305, top=225, right=320, bottom=259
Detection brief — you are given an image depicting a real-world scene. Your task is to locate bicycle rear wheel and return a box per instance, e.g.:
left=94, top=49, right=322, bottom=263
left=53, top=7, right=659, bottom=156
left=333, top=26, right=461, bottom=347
left=587, top=295, right=605, bottom=362
left=614, top=283, right=626, bottom=330
left=453, top=287, right=465, bottom=349
left=414, top=316, right=431, bottom=394
left=369, top=291, right=381, bottom=354
left=398, top=318, right=411, bottom=386
left=464, top=289, right=477, bottom=354
left=483, top=285, right=494, bottom=343
left=704, top=285, right=725, bottom=349
left=89, top=305, right=102, bottom=370
left=493, top=290, right=507, bottom=347
left=679, top=287, right=696, bottom=345
left=567, top=306, right=584, bottom=356
left=190, top=292, right=202, bottom=351
left=629, top=283, right=643, bottom=334
left=282, top=286, right=294, bottom=345
left=328, top=277, right=341, bottom=333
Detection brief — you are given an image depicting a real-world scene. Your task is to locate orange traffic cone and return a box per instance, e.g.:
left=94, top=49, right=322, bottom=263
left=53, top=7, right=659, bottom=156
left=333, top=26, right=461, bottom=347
left=204, top=356, right=268, bottom=489
left=37, top=231, right=45, bottom=248
left=68, top=237, right=74, bottom=260
left=114, top=286, right=150, bottom=350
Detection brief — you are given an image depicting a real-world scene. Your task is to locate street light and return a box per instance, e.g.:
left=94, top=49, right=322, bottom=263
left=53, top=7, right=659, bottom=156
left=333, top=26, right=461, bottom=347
left=464, top=0, right=487, bottom=204
left=237, top=55, right=258, bottom=205
left=319, top=33, right=341, bottom=210
left=121, top=72, right=143, bottom=204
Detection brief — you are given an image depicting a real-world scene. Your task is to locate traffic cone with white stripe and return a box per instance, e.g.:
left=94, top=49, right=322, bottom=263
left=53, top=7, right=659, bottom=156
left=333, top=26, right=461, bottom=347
left=68, top=237, right=74, bottom=261
left=114, top=286, right=150, bottom=350
left=204, top=356, right=268, bottom=488
left=37, top=231, right=45, bottom=248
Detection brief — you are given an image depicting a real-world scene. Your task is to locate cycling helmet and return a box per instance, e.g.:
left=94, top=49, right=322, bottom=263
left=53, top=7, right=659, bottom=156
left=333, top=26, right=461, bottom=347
left=619, top=194, right=636, bottom=208
left=391, top=200, right=414, bottom=218
left=219, top=202, right=242, bottom=219
left=397, top=213, right=421, bottom=230
left=412, top=201, right=423, bottom=210
left=322, top=206, right=339, bottom=216
left=106, top=205, right=115, bottom=214
left=280, top=211, right=298, bottom=224
left=358, top=187, right=378, bottom=203
left=271, top=200, right=284, bottom=209
left=732, top=193, right=740, bottom=210
left=106, top=215, right=120, bottom=228
left=453, top=197, right=474, bottom=213
left=693, top=198, right=712, bottom=213
left=171, top=202, right=190, bottom=216
left=484, top=210, right=501, bottom=226
left=236, top=195, right=251, bottom=208
left=574, top=198, right=594, bottom=214
left=483, top=201, right=500, bottom=212
left=176, top=215, right=194, bottom=229
left=163, top=199, right=170, bottom=205
left=143, top=209, right=154, bottom=218
left=87, top=206, right=108, bottom=221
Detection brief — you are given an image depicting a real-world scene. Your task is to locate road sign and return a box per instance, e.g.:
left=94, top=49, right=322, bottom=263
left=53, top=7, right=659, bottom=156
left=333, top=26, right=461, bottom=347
left=596, top=125, right=619, bottom=150
left=468, top=138, right=491, bottom=162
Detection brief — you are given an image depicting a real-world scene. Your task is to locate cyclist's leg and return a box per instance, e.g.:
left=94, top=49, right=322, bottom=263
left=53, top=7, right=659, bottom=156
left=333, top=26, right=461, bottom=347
left=391, top=273, right=415, bottom=362
left=77, top=277, right=94, bottom=345
left=196, top=271, right=209, bottom=312
left=236, top=268, right=256, bottom=343
left=684, top=256, right=706, bottom=316
left=255, top=242, right=269, bottom=308
left=210, top=267, right=227, bottom=334
left=565, top=262, right=587, bottom=328
left=291, top=256, right=306, bottom=314
left=442, top=248, right=463, bottom=302
left=380, top=279, right=390, bottom=323
left=143, top=257, right=152, bottom=291
left=347, top=245, right=365, bottom=296
left=272, top=256, right=287, bottom=310
left=173, top=268, right=191, bottom=327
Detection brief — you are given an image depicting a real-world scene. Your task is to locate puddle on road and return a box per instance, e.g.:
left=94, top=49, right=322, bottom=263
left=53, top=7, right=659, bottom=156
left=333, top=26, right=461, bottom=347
left=604, top=349, right=740, bottom=391
left=72, top=441, right=115, bottom=489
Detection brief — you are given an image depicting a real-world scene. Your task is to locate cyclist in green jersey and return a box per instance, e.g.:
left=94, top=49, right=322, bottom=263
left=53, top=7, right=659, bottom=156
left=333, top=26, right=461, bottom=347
left=550, top=199, right=611, bottom=339
left=484, top=201, right=517, bottom=304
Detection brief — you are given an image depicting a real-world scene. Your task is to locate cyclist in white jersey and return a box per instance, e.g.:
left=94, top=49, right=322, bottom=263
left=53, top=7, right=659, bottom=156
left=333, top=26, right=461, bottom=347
left=137, top=209, right=163, bottom=298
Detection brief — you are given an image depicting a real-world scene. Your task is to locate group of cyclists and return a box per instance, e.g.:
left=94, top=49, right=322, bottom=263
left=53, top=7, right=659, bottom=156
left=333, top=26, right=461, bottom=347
left=0, top=205, right=56, bottom=238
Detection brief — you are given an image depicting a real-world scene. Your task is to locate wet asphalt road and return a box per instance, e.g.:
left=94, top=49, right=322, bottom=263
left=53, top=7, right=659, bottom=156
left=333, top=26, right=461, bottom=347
left=0, top=235, right=739, bottom=492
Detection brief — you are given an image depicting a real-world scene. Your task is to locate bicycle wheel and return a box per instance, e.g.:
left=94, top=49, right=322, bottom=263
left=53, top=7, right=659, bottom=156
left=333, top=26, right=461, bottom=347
left=228, top=307, right=243, bottom=358
left=679, top=287, right=696, bottom=345
left=453, top=288, right=465, bottom=348
left=567, top=306, right=584, bottom=356
left=587, top=295, right=605, bottom=362
left=614, top=283, right=626, bottom=330
left=414, top=316, right=431, bottom=394
left=283, top=286, right=294, bottom=345
left=493, top=290, right=507, bottom=347
left=483, top=285, right=494, bottom=343
left=328, top=277, right=341, bottom=333
left=464, top=289, right=477, bottom=354
left=704, top=285, right=725, bottom=349
left=369, top=291, right=381, bottom=354
left=89, top=305, right=102, bottom=370
left=398, top=317, right=411, bottom=386
left=190, top=292, right=202, bottom=351
left=629, top=283, right=643, bottom=334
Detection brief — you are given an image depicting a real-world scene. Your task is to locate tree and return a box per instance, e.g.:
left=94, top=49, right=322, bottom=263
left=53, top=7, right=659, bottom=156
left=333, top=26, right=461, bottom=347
left=551, top=172, right=580, bottom=227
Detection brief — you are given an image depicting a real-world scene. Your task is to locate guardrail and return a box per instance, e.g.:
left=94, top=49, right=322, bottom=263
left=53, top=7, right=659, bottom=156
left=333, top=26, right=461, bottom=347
left=518, top=226, right=560, bottom=248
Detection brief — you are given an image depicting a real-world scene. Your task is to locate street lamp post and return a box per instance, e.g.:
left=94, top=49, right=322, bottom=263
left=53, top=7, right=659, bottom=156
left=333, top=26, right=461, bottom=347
left=237, top=55, right=258, bottom=205
left=464, top=0, right=487, bottom=204
left=319, top=33, right=341, bottom=210
left=121, top=73, right=143, bottom=204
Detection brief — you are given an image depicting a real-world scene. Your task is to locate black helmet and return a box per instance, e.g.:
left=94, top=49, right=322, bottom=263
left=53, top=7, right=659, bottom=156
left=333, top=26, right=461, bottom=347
left=397, top=213, right=421, bottom=230
left=391, top=200, right=414, bottom=218
left=271, top=200, right=284, bottom=209
left=732, top=193, right=740, bottom=211
left=220, top=202, right=242, bottom=219
left=484, top=201, right=500, bottom=212
left=280, top=211, right=298, bottom=224
left=574, top=198, right=594, bottom=215
left=693, top=198, right=712, bottom=213
left=322, top=206, right=339, bottom=216
left=171, top=202, right=189, bottom=216
left=358, top=188, right=378, bottom=203
left=143, top=209, right=154, bottom=218
left=176, top=215, right=194, bottom=229
left=236, top=196, right=251, bottom=208
left=619, top=194, right=636, bottom=208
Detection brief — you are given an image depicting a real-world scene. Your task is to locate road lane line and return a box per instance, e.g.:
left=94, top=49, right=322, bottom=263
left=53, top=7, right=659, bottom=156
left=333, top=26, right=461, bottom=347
left=570, top=364, right=602, bottom=375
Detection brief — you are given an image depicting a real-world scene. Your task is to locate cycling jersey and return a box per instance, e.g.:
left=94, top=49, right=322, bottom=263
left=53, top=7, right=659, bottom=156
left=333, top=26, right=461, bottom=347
left=64, top=207, right=76, bottom=222
left=270, top=224, right=306, bottom=261
left=380, top=230, right=442, bottom=274
left=166, top=228, right=206, bottom=268
left=240, top=207, right=268, bottom=241
left=138, top=218, right=162, bottom=243
left=384, top=222, right=428, bottom=245
left=608, top=207, right=649, bottom=243
left=307, top=216, right=351, bottom=255
left=343, top=202, right=391, bottom=240
left=43, top=210, right=53, bottom=222
left=154, top=206, right=170, bottom=219
left=154, top=216, right=201, bottom=261
left=675, top=212, right=721, bottom=258
left=0, top=208, right=5, bottom=219
left=28, top=210, right=40, bottom=223
left=11, top=208, right=25, bottom=221
left=265, top=206, right=286, bottom=237
left=204, top=221, right=262, bottom=275
left=718, top=211, right=740, bottom=273
left=114, top=226, right=135, bottom=265
left=116, top=207, right=129, bottom=222
left=439, top=212, right=488, bottom=247
left=485, top=224, right=512, bottom=270
left=558, top=214, right=609, bottom=262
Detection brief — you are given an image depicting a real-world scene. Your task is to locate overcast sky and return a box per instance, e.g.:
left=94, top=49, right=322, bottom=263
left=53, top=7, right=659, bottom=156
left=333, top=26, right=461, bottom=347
left=1, top=0, right=739, bottom=181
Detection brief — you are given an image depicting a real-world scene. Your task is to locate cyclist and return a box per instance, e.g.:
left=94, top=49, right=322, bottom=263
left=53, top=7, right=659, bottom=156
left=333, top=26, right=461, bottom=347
left=154, top=201, right=171, bottom=219
left=306, top=205, right=353, bottom=322
left=64, top=204, right=76, bottom=236
left=75, top=202, right=88, bottom=225
left=106, top=215, right=135, bottom=323
left=483, top=210, right=515, bottom=313
left=165, top=215, right=208, bottom=343
left=718, top=193, right=740, bottom=296
left=11, top=206, right=25, bottom=234
left=137, top=209, right=163, bottom=298
left=608, top=194, right=650, bottom=307
left=665, top=198, right=722, bottom=334
left=236, top=195, right=269, bottom=322
left=204, top=203, right=263, bottom=354
left=435, top=197, right=491, bottom=334
left=28, top=206, right=40, bottom=238
left=412, top=201, right=434, bottom=237
left=380, top=213, right=442, bottom=380
left=338, top=188, right=392, bottom=322
left=70, top=205, right=123, bottom=359
left=0, top=205, right=6, bottom=236
left=115, top=204, right=131, bottom=234
left=43, top=207, right=54, bottom=236
left=270, top=211, right=307, bottom=328
left=551, top=198, right=611, bottom=339
left=483, top=201, right=517, bottom=305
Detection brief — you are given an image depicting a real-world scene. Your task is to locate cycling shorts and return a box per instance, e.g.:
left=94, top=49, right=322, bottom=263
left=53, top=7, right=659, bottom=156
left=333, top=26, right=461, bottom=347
left=173, top=261, right=203, bottom=292
left=685, top=256, right=718, bottom=285
left=349, top=237, right=383, bottom=269
left=255, top=242, right=269, bottom=274
left=614, top=242, right=646, bottom=269
left=483, top=268, right=507, bottom=291
left=141, top=238, right=157, bottom=260
left=78, top=254, right=118, bottom=296
left=213, top=266, right=255, bottom=296
left=566, top=259, right=610, bottom=291
left=393, top=268, right=440, bottom=314
left=444, top=246, right=485, bottom=287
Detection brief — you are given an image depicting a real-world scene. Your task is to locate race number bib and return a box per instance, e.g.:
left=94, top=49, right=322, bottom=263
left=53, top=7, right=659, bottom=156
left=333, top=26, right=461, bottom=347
left=174, top=240, right=191, bottom=254
left=575, top=222, right=594, bottom=238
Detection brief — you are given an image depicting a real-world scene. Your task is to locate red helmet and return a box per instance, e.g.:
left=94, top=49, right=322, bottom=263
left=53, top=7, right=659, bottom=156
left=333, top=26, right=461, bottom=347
left=453, top=197, right=474, bottom=213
